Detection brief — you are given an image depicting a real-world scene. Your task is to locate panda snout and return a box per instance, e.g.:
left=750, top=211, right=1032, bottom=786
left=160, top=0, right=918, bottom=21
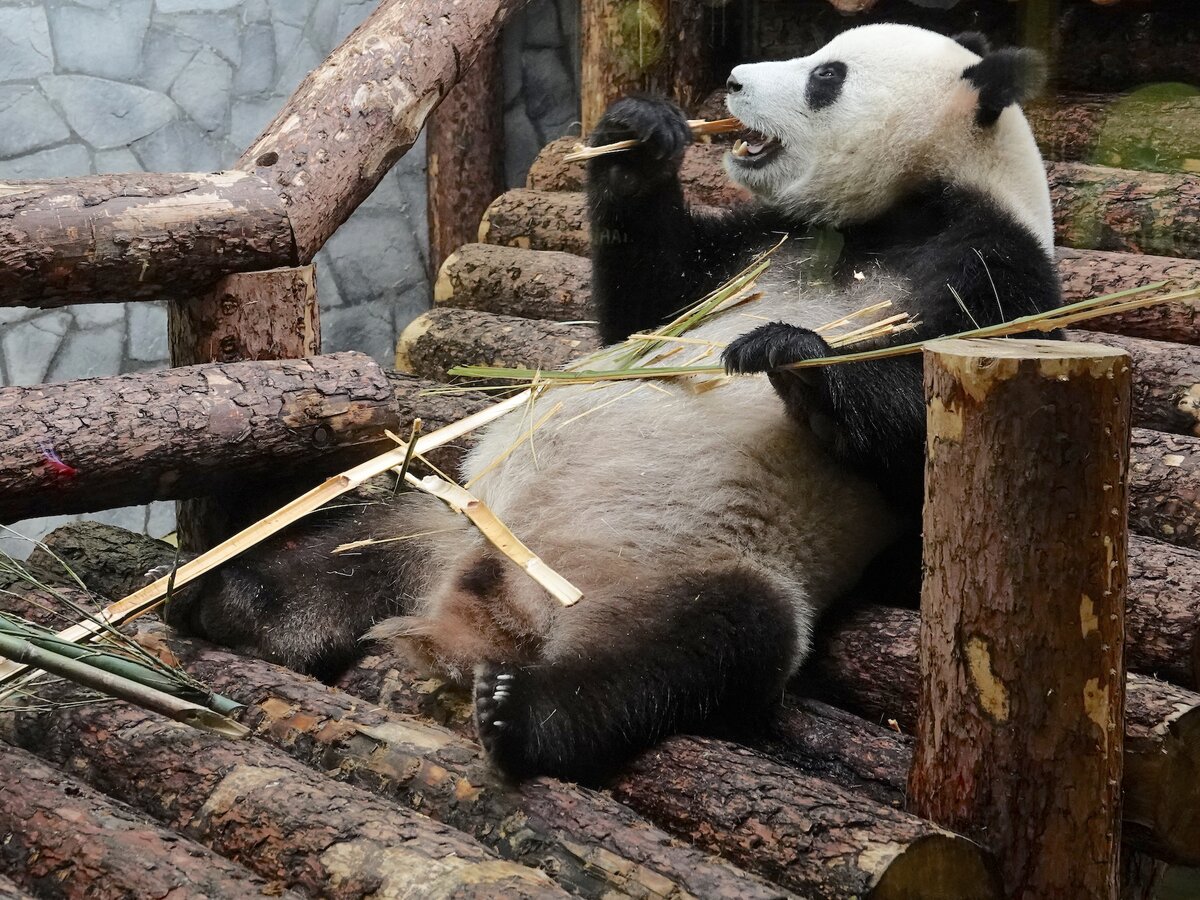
left=726, top=74, right=743, bottom=93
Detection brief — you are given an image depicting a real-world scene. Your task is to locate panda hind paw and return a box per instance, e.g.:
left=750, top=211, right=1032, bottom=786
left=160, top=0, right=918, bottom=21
left=474, top=662, right=537, bottom=780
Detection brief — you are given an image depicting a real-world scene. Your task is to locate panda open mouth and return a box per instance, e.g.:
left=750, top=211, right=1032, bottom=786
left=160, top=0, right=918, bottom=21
left=730, top=128, right=783, bottom=168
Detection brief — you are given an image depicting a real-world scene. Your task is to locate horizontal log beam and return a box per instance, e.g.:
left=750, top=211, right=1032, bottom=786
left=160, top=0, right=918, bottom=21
left=240, top=0, right=528, bottom=262
left=0, top=172, right=295, bottom=309
left=0, top=744, right=294, bottom=900
left=1, top=352, right=398, bottom=524
left=0, top=679, right=562, bottom=899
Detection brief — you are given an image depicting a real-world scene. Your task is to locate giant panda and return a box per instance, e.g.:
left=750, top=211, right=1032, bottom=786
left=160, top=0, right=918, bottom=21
left=163, top=24, right=1062, bottom=783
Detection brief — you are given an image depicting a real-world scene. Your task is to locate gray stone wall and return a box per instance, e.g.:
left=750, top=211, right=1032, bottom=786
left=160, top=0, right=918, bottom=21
left=0, top=0, right=582, bottom=557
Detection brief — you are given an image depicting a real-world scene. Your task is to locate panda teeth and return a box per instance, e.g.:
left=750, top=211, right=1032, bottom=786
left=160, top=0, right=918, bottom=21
left=733, top=139, right=750, bottom=158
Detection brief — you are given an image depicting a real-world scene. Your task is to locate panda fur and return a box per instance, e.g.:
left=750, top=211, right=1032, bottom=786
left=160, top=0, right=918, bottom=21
left=164, top=24, right=1063, bottom=784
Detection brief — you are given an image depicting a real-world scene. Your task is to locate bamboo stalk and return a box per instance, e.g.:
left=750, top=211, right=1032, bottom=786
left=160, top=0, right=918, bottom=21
left=0, top=631, right=249, bottom=739
left=563, top=117, right=741, bottom=162
left=0, top=390, right=536, bottom=688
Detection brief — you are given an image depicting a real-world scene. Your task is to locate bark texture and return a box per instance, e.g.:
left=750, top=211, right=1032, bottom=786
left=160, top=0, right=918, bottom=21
left=528, top=136, right=746, bottom=207
left=1067, top=330, right=1200, bottom=437
left=170, top=265, right=320, bottom=367
left=0, top=352, right=398, bottom=523
left=614, top=738, right=1000, bottom=900
left=1056, top=247, right=1200, bottom=346
left=1027, top=91, right=1200, bottom=173
left=0, top=876, right=32, bottom=900
left=478, top=188, right=590, bottom=256
left=435, top=243, right=593, bottom=321
left=580, top=0, right=713, bottom=132
left=0, top=172, right=294, bottom=308
left=1130, top=429, right=1200, bottom=552
left=0, top=688, right=564, bottom=900
left=1049, top=162, right=1200, bottom=260
left=427, top=43, right=505, bottom=271
left=395, top=307, right=599, bottom=380
left=240, top=0, right=528, bottom=261
left=0, top=744, right=295, bottom=900
left=909, top=339, right=1130, bottom=899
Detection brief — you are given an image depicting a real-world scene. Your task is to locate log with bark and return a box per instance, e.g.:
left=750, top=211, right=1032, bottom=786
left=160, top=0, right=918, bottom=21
left=0, top=684, right=565, bottom=900
left=0, top=744, right=297, bottom=900
left=426, top=43, right=505, bottom=271
left=478, top=188, right=590, bottom=256
left=580, top=0, right=714, bottom=132
left=0, top=172, right=294, bottom=309
left=435, top=240, right=1200, bottom=346
left=909, top=339, right=1130, bottom=898
left=1130, top=430, right=1200, bottom=553
left=395, top=307, right=599, bottom=380
left=0, top=876, right=32, bottom=900
left=435, top=243, right=593, bottom=322
left=240, top=0, right=529, bottom=262
left=0, top=352, right=399, bottom=524
left=1027, top=90, right=1200, bottom=173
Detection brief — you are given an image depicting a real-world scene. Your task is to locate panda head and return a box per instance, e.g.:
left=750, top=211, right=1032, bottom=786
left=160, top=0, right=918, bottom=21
left=724, top=25, right=1054, bottom=253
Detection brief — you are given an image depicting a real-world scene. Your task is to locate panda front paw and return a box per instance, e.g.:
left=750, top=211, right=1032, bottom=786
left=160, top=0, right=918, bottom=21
left=723, top=322, right=832, bottom=375
left=474, top=662, right=536, bottom=780
left=588, top=97, right=691, bottom=196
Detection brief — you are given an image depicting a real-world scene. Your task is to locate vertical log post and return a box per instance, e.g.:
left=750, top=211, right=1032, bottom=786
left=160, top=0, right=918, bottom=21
left=908, top=338, right=1131, bottom=900
left=168, top=266, right=321, bottom=550
left=427, top=43, right=505, bottom=272
left=581, top=0, right=713, bottom=132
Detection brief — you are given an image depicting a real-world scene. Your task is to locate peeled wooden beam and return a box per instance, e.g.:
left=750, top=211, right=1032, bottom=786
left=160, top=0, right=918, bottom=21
left=0, top=172, right=294, bottom=309
left=395, top=307, right=599, bottom=380
left=806, top=605, right=1200, bottom=866
left=910, top=339, right=1129, bottom=897
left=0, top=352, right=398, bottom=523
left=1027, top=91, right=1200, bottom=172
left=0, top=685, right=563, bottom=900
left=1056, top=248, right=1200, bottom=345
left=0, top=745, right=294, bottom=900
left=240, top=0, right=527, bottom=262
left=435, top=243, right=593, bottom=321
left=1066, top=330, right=1200, bottom=437
left=427, top=43, right=504, bottom=271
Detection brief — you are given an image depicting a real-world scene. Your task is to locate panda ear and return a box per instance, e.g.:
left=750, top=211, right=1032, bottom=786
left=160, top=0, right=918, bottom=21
left=962, top=47, right=1048, bottom=127
left=951, top=32, right=991, bottom=56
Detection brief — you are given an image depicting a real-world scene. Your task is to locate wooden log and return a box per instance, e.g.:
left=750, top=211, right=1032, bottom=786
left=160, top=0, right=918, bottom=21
left=0, top=744, right=295, bottom=900
left=240, top=0, right=528, bottom=262
left=527, top=136, right=747, bottom=207
left=806, top=605, right=1200, bottom=866
left=478, top=188, right=589, bottom=256
left=1, top=692, right=566, bottom=900
left=395, top=307, right=599, bottom=380
left=1027, top=90, right=1200, bottom=174
left=170, top=266, right=320, bottom=368
left=1055, top=3, right=1200, bottom=94
left=435, top=243, right=593, bottom=321
left=1049, top=162, right=1200, bottom=260
left=1067, top=331, right=1200, bottom=437
left=427, top=43, right=505, bottom=271
left=171, top=265, right=323, bottom=551
left=0, top=352, right=398, bottom=524
left=1055, top=248, right=1200, bottom=346
left=168, top=638, right=802, bottom=900
left=909, top=338, right=1130, bottom=898
left=1130, top=429, right=1200, bottom=553
left=612, top=737, right=1000, bottom=900
left=0, top=172, right=294, bottom=309
left=0, top=876, right=33, bottom=900
left=580, top=0, right=713, bottom=133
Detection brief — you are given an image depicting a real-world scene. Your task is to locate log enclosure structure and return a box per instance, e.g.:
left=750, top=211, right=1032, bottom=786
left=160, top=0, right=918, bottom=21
left=3, top=0, right=1200, bottom=896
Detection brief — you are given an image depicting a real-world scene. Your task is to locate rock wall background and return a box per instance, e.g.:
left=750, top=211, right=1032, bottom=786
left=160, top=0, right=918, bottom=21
left=0, top=0, right=581, bottom=556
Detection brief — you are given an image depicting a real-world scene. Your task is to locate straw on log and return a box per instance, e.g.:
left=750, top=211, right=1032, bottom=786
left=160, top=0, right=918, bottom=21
left=0, top=352, right=399, bottom=524
left=0, top=745, right=297, bottom=900
left=240, top=0, right=529, bottom=262
left=805, top=605, right=1200, bottom=866
left=909, top=339, right=1129, bottom=897
left=432, top=240, right=1200, bottom=346
left=427, top=42, right=505, bottom=271
left=0, top=172, right=294, bottom=309
left=0, top=683, right=565, bottom=900
left=395, top=308, right=599, bottom=381
left=435, top=243, right=593, bottom=322
left=1066, top=330, right=1200, bottom=437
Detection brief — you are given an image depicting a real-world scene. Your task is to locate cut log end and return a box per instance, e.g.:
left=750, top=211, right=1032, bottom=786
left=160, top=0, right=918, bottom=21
left=869, top=833, right=1001, bottom=900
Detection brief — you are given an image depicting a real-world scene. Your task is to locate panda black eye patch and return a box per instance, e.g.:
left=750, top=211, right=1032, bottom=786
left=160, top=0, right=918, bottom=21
left=806, top=61, right=847, bottom=110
